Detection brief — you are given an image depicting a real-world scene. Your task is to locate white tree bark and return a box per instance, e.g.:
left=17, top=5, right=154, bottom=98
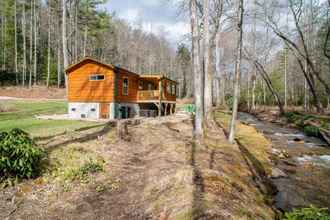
left=215, top=33, right=222, bottom=106
left=203, top=0, right=212, bottom=116
left=47, top=0, right=51, bottom=87
left=190, top=0, right=204, bottom=136
left=229, top=0, right=244, bottom=143
left=22, top=0, right=27, bottom=86
left=62, top=0, right=69, bottom=92
left=14, top=0, right=18, bottom=84
left=33, top=0, right=37, bottom=86
left=29, top=0, right=33, bottom=88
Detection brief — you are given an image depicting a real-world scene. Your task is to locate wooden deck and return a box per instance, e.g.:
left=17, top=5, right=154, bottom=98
left=137, top=90, right=175, bottom=103
left=137, top=90, right=160, bottom=102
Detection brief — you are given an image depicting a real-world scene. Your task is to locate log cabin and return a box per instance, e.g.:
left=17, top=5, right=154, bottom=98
left=65, top=57, right=177, bottom=120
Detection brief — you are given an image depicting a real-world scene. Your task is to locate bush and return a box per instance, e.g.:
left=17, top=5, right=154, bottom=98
left=63, top=159, right=103, bottom=182
left=304, top=125, right=320, bottom=137
left=225, top=94, right=234, bottom=110
left=284, top=206, right=330, bottom=220
left=284, top=112, right=301, bottom=124
left=0, top=128, right=45, bottom=179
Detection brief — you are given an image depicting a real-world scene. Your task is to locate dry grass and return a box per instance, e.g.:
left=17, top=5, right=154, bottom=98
left=0, top=112, right=276, bottom=219
left=214, top=111, right=273, bottom=175
left=0, top=86, right=65, bottom=99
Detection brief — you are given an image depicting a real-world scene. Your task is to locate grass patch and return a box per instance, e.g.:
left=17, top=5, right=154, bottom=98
left=0, top=100, right=100, bottom=137
left=48, top=144, right=105, bottom=185
left=284, top=205, right=330, bottom=220
left=214, top=111, right=272, bottom=175
left=62, top=159, right=104, bottom=183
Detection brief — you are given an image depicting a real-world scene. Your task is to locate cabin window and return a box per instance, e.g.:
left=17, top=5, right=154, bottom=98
left=148, top=83, right=153, bottom=90
left=89, top=74, right=105, bottom=81
left=167, top=83, right=171, bottom=94
left=122, top=78, right=129, bottom=95
left=171, top=84, right=176, bottom=95
left=138, top=81, right=143, bottom=90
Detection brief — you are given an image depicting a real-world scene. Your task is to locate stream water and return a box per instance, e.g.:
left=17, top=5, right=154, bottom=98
left=238, top=113, right=330, bottom=212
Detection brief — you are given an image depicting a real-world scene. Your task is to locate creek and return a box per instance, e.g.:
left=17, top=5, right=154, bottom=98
left=239, top=113, right=330, bottom=212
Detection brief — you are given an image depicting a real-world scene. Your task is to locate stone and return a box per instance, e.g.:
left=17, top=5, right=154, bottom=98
left=270, top=168, right=288, bottom=179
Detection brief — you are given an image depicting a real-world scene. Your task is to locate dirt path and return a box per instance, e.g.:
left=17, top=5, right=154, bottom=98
left=1, top=113, right=275, bottom=219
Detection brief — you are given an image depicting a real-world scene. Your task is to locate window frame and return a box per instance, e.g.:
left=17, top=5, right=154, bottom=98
left=138, top=81, right=144, bottom=90
left=89, top=74, right=105, bottom=81
left=166, top=82, right=171, bottom=94
left=148, top=83, right=153, bottom=91
left=171, top=84, right=176, bottom=95
left=122, top=77, right=129, bottom=96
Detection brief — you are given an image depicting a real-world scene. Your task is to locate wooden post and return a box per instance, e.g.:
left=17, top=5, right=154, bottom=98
left=165, top=103, right=168, bottom=116
left=159, top=79, right=163, bottom=117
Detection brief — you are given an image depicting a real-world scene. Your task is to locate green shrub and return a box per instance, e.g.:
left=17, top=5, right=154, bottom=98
left=80, top=159, right=103, bottom=174
left=284, top=205, right=330, bottom=220
left=64, top=159, right=103, bottom=182
left=303, top=125, right=320, bottom=137
left=0, top=128, right=45, bottom=179
left=284, top=112, right=301, bottom=124
left=225, top=94, right=234, bottom=110
left=182, top=104, right=196, bottom=114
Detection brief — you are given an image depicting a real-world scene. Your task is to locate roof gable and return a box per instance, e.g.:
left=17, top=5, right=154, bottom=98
left=65, top=57, right=115, bottom=74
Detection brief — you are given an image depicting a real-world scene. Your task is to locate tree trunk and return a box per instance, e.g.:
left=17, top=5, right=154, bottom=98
left=29, top=0, right=33, bottom=88
left=33, top=0, right=37, bottom=86
left=203, top=0, right=212, bottom=116
left=254, top=60, right=285, bottom=115
left=190, top=0, right=204, bottom=136
left=47, top=0, right=51, bottom=88
left=22, top=1, right=27, bottom=86
left=215, top=32, right=222, bottom=106
left=14, top=0, right=18, bottom=85
left=229, top=0, right=244, bottom=143
left=62, top=0, right=69, bottom=93
left=2, top=15, right=6, bottom=71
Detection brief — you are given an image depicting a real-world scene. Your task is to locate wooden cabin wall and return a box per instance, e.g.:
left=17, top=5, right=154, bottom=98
left=163, top=79, right=176, bottom=102
left=115, top=69, right=140, bottom=103
left=68, top=61, right=115, bottom=102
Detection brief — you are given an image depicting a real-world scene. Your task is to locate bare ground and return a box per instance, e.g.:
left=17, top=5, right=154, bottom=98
left=0, top=113, right=275, bottom=220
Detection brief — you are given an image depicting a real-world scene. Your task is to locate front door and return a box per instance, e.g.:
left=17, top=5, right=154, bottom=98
left=100, top=103, right=109, bottom=119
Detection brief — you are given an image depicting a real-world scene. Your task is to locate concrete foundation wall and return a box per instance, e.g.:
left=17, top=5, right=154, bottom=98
left=68, top=102, right=140, bottom=120
left=68, top=102, right=100, bottom=119
left=116, top=103, right=140, bottom=119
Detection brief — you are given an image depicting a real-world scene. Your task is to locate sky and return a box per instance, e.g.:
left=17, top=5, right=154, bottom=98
left=104, top=0, right=190, bottom=46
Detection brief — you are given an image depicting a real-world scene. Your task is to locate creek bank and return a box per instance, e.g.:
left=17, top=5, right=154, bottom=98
left=238, top=112, right=330, bottom=212
left=251, top=109, right=330, bottom=146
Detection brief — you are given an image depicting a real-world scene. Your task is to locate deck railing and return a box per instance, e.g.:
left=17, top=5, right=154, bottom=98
left=137, top=90, right=160, bottom=101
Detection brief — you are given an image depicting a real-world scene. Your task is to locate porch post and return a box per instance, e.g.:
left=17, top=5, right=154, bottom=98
left=165, top=103, right=168, bottom=116
left=158, top=79, right=163, bottom=117
left=170, top=104, right=173, bottom=115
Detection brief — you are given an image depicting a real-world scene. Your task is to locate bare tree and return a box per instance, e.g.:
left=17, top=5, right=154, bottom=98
left=14, top=0, right=18, bottom=84
left=33, top=0, right=37, bottom=86
left=47, top=0, right=52, bottom=87
left=22, top=0, right=27, bottom=86
left=190, top=0, right=204, bottom=136
left=203, top=0, right=212, bottom=117
left=62, top=0, right=68, bottom=92
left=229, top=0, right=244, bottom=143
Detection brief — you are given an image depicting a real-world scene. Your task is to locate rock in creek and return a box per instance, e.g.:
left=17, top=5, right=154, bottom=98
left=270, top=168, right=288, bottom=179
